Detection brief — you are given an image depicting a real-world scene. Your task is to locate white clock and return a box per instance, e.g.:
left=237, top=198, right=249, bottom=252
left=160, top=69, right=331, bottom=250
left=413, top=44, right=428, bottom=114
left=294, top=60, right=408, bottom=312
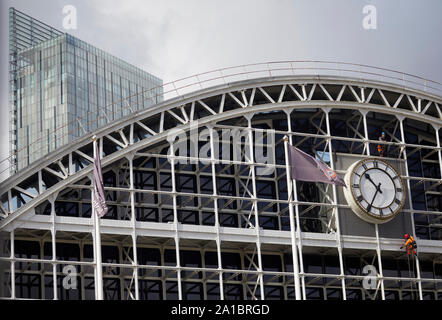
left=343, top=158, right=406, bottom=224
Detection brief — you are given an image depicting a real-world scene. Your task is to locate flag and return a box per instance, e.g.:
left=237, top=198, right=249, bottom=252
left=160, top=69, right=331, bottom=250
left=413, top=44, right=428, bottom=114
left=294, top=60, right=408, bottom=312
left=93, top=140, right=108, bottom=218
left=287, top=144, right=346, bottom=187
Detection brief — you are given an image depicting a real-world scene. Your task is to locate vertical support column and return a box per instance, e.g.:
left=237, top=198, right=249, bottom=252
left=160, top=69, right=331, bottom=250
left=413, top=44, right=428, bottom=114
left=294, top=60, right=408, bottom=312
left=274, top=165, right=282, bottom=230
left=169, top=141, right=182, bottom=300
left=91, top=184, right=98, bottom=299
left=201, top=249, right=208, bottom=300
left=50, top=196, right=58, bottom=300
left=68, top=153, right=73, bottom=176
left=246, top=116, right=265, bottom=300
left=7, top=191, right=12, bottom=222
left=118, top=244, right=125, bottom=299
left=324, top=108, right=347, bottom=300
left=10, top=229, right=15, bottom=299
left=79, top=240, right=86, bottom=300
left=398, top=116, right=423, bottom=300
left=283, top=136, right=302, bottom=301
left=93, top=192, right=104, bottom=300
left=374, top=224, right=385, bottom=300
left=160, top=246, right=167, bottom=299
left=40, top=240, right=44, bottom=299
left=361, top=111, right=370, bottom=157
left=196, top=170, right=203, bottom=233
left=92, top=137, right=104, bottom=300
left=433, top=125, right=442, bottom=180
left=240, top=251, right=247, bottom=299
left=209, top=125, right=225, bottom=300
left=38, top=171, right=43, bottom=195
left=284, top=109, right=305, bottom=299
left=155, top=156, right=163, bottom=223
left=0, top=231, right=4, bottom=298
left=280, top=253, right=288, bottom=300
left=362, top=110, right=385, bottom=300
left=129, top=124, right=134, bottom=147
left=128, top=154, right=139, bottom=300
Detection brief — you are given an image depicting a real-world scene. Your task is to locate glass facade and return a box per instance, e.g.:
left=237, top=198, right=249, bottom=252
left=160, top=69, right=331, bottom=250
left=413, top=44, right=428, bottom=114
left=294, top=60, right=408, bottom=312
left=9, top=8, right=163, bottom=173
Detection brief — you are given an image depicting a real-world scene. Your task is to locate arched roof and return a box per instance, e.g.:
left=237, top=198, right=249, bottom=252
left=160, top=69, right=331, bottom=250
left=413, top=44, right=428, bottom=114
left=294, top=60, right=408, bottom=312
left=1, top=74, right=441, bottom=228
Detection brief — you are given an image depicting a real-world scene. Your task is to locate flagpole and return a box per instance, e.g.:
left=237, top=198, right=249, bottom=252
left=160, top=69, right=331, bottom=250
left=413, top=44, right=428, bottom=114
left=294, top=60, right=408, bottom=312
left=92, top=135, right=104, bottom=300
left=283, top=136, right=302, bottom=300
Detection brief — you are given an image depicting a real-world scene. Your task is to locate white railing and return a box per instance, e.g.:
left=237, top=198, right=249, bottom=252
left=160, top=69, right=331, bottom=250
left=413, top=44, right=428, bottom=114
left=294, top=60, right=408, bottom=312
left=159, top=60, right=442, bottom=100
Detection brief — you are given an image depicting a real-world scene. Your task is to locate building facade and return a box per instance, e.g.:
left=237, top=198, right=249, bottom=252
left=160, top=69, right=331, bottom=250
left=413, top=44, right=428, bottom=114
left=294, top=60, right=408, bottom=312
left=9, top=8, right=163, bottom=173
left=0, top=61, right=441, bottom=300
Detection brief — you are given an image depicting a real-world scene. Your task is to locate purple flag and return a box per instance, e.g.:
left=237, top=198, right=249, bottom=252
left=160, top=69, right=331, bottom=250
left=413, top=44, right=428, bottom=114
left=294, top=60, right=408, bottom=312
left=93, top=141, right=108, bottom=218
left=288, top=144, right=346, bottom=187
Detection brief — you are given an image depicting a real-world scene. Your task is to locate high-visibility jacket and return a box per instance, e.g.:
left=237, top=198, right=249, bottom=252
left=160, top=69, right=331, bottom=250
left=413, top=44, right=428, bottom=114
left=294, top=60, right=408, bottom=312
left=377, top=144, right=384, bottom=152
left=404, top=236, right=417, bottom=248
left=378, top=137, right=386, bottom=152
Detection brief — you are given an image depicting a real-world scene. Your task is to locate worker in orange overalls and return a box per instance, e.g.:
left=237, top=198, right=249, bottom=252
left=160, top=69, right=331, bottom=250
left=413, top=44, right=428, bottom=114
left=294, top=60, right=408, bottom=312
left=400, top=234, right=417, bottom=256
left=377, top=131, right=386, bottom=157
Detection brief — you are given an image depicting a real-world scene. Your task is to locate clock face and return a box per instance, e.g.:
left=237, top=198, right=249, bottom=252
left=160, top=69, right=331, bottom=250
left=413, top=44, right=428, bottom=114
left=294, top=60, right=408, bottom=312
left=343, top=158, right=406, bottom=224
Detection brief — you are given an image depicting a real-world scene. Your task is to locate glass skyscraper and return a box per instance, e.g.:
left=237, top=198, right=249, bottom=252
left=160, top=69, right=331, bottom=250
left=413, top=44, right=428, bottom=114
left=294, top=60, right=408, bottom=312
left=9, top=8, right=163, bottom=173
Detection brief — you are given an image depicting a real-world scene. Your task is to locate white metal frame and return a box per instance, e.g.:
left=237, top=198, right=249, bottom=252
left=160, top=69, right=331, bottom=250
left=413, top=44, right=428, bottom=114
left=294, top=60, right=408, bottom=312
left=1, top=75, right=441, bottom=300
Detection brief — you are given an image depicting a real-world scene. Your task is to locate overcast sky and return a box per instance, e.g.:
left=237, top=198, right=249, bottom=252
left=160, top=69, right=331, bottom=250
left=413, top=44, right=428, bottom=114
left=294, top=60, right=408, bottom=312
left=0, top=0, right=441, bottom=179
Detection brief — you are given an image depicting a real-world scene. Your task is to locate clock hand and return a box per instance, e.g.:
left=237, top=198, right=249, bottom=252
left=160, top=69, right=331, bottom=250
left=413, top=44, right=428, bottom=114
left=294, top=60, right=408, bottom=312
left=377, top=182, right=382, bottom=194
left=364, top=173, right=383, bottom=194
left=367, top=182, right=381, bottom=211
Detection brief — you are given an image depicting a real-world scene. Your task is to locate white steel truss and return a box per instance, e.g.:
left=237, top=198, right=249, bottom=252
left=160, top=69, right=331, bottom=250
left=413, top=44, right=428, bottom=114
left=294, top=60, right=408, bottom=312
left=0, top=75, right=441, bottom=300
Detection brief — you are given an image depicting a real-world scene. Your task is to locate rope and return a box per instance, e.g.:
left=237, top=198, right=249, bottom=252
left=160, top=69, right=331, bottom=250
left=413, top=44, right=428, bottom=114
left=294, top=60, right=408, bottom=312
left=411, top=249, right=417, bottom=300
left=406, top=253, right=414, bottom=300
left=413, top=250, right=420, bottom=300
left=406, top=246, right=420, bottom=300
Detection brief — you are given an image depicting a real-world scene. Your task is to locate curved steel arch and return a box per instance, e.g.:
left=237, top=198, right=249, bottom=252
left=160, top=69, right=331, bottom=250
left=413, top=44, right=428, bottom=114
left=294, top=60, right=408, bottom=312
left=1, top=75, right=441, bottom=228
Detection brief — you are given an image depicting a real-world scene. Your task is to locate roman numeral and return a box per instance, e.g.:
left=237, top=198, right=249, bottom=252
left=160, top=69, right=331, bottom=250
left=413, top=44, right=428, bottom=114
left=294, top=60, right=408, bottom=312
left=366, top=204, right=372, bottom=212
left=396, top=188, right=402, bottom=193
left=389, top=207, right=394, bottom=214
left=352, top=184, right=359, bottom=189
left=362, top=163, right=368, bottom=170
left=393, top=175, right=399, bottom=180
left=379, top=209, right=383, bottom=216
left=373, top=161, right=378, bottom=168
left=357, top=195, right=363, bottom=202
left=394, top=198, right=401, bottom=205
